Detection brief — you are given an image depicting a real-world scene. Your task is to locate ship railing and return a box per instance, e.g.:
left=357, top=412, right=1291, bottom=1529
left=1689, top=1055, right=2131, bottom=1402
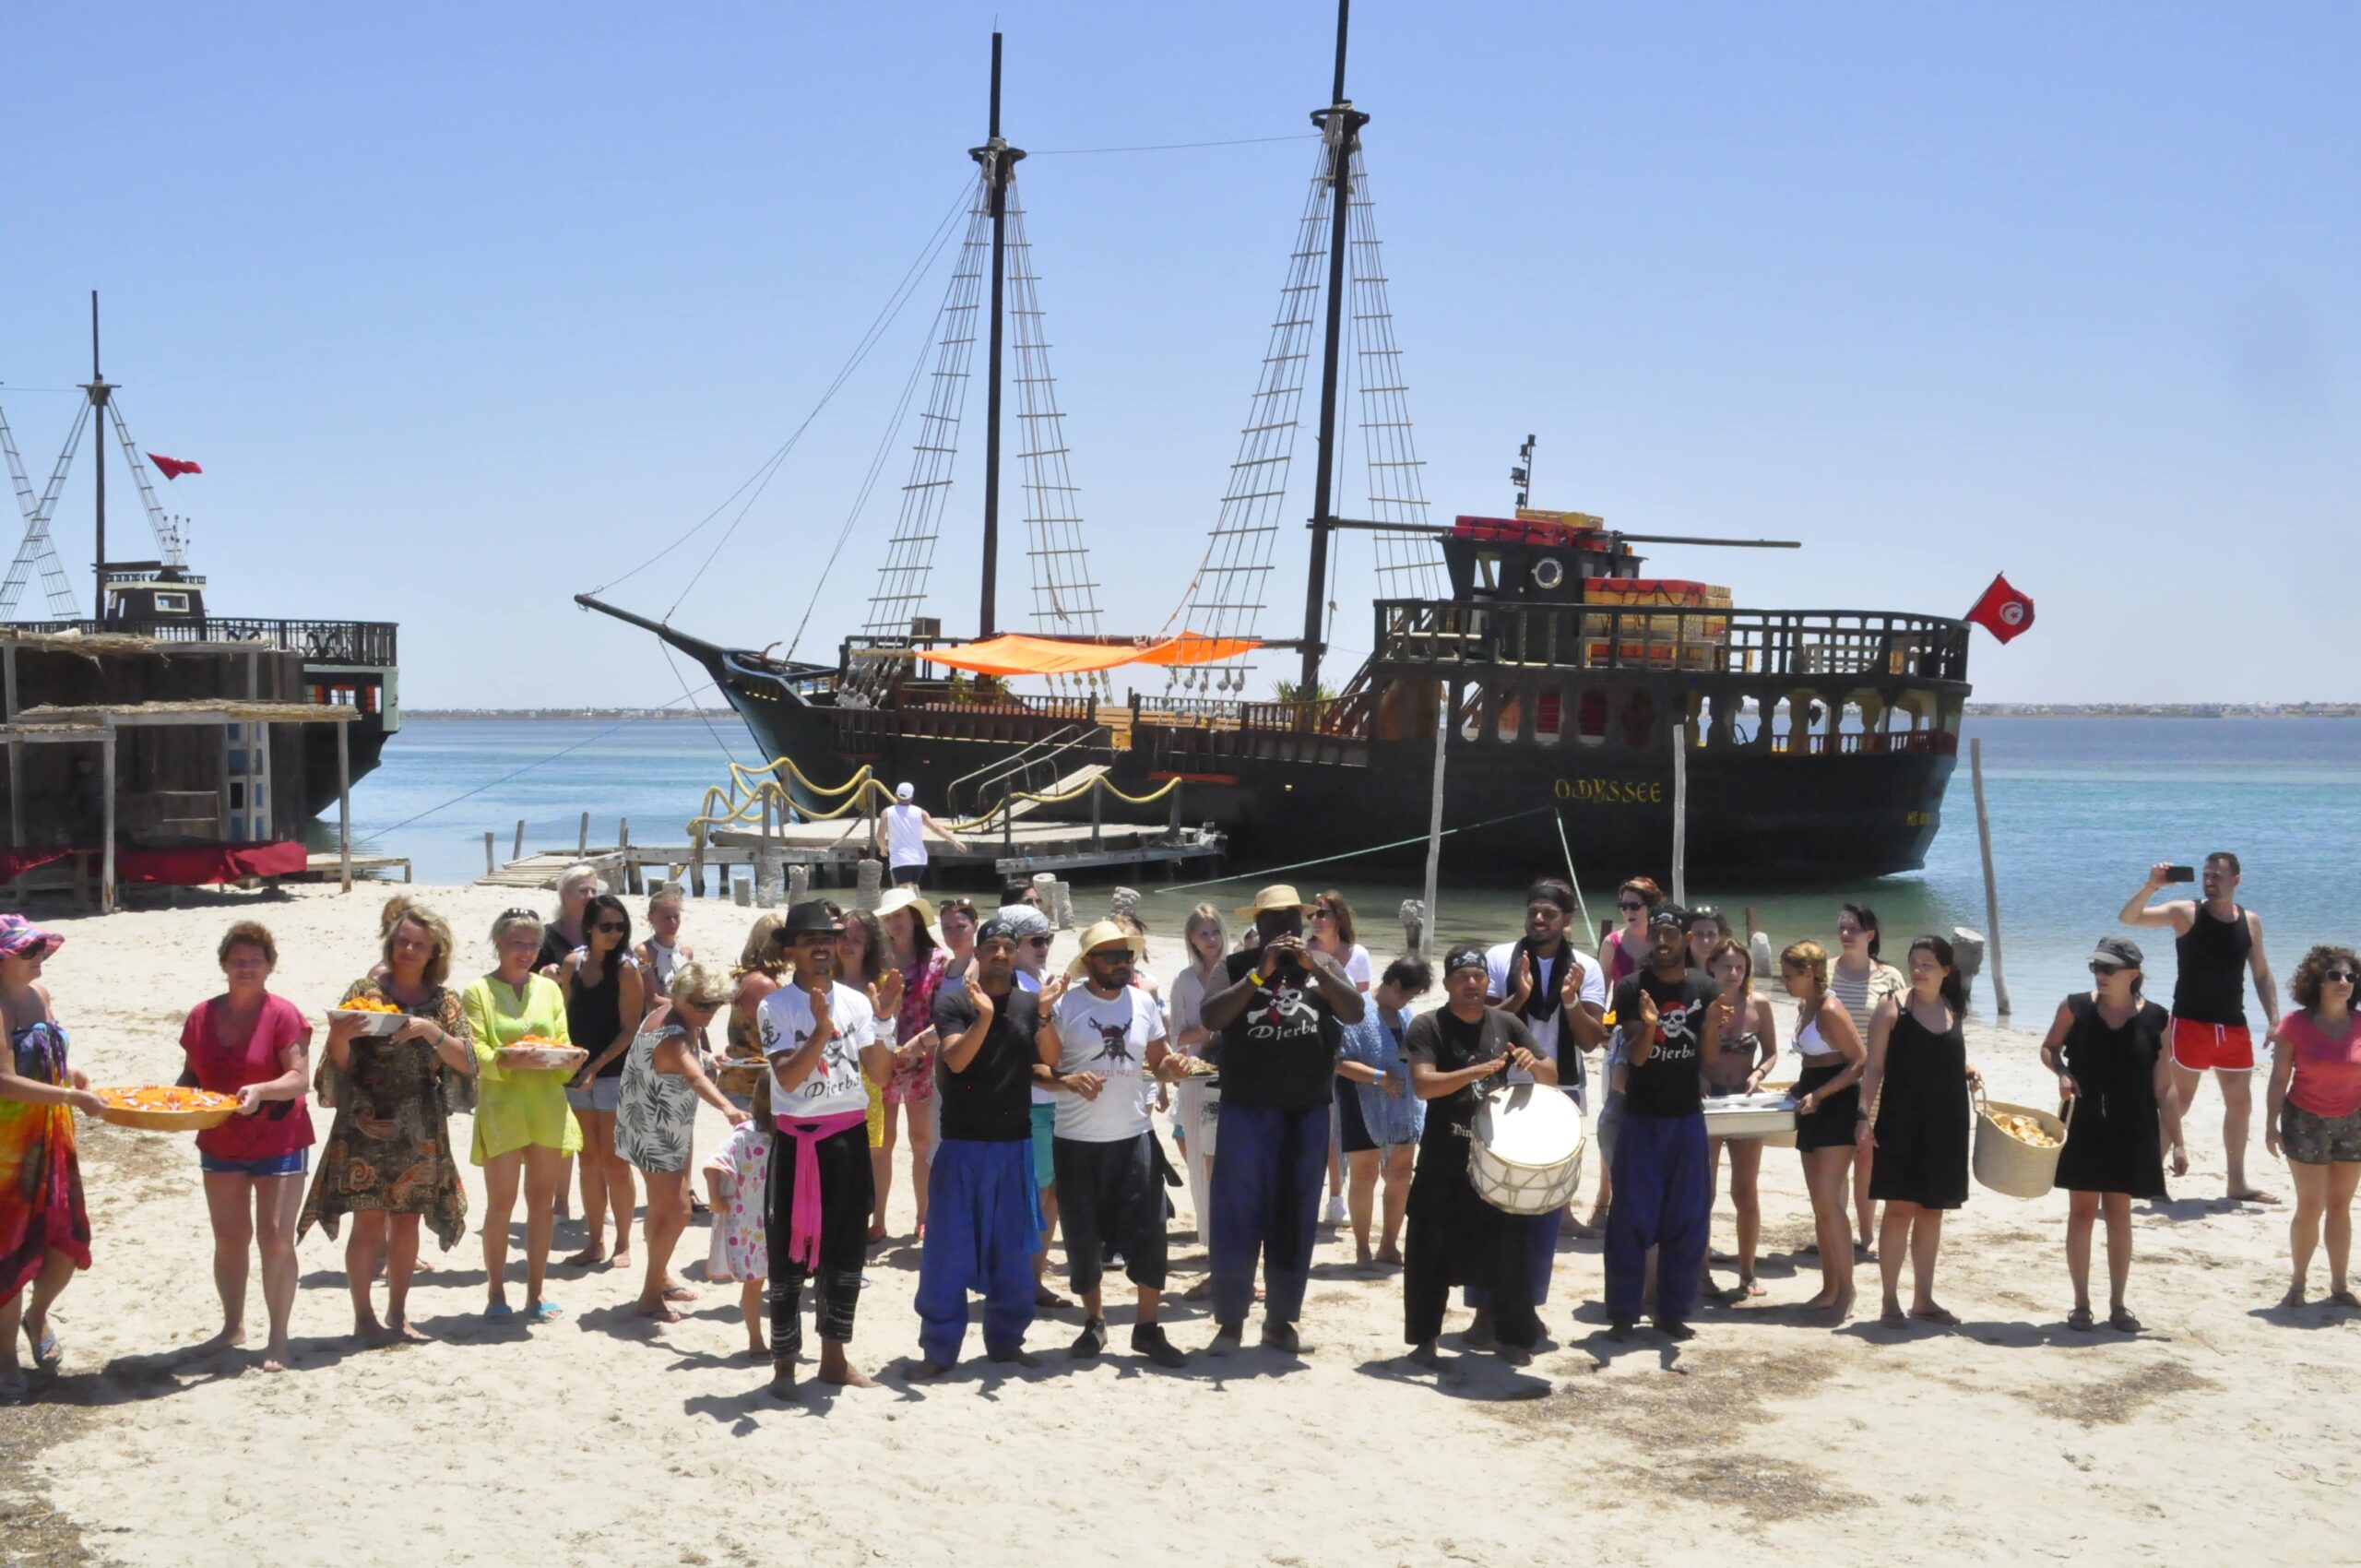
left=1370, top=600, right=1969, bottom=683
left=945, top=721, right=1108, bottom=819
left=6, top=616, right=398, bottom=666
left=1769, top=730, right=1958, bottom=758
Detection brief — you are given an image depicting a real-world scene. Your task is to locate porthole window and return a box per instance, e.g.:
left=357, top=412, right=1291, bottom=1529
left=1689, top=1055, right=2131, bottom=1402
left=1532, top=557, right=1564, bottom=590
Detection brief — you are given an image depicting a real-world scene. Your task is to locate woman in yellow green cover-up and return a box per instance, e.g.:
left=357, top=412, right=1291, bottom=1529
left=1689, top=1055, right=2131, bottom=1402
left=461, top=908, right=582, bottom=1324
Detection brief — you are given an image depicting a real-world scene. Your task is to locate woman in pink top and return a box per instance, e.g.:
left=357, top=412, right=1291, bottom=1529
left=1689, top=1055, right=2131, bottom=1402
left=2265, top=944, right=2361, bottom=1311
left=178, top=921, right=314, bottom=1372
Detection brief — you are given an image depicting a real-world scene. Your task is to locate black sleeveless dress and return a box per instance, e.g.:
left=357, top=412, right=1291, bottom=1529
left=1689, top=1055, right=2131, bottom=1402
left=2054, top=995, right=2169, bottom=1198
left=1869, top=1006, right=1970, bottom=1209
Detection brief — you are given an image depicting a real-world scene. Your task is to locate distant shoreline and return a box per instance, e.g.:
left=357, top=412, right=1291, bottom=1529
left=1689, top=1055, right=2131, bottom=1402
left=402, top=703, right=2361, bottom=720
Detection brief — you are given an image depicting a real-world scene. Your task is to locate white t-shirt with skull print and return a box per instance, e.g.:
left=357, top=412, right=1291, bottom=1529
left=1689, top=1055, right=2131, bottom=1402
left=1048, top=984, right=1164, bottom=1142
left=757, top=980, right=877, bottom=1119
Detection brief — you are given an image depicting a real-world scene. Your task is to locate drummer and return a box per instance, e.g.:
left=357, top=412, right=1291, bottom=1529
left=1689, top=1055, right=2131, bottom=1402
left=1404, top=944, right=1559, bottom=1368
left=1471, top=878, right=1602, bottom=1338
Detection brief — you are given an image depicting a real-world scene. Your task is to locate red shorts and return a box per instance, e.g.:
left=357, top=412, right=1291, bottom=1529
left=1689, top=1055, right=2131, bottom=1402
left=2171, top=1018, right=2254, bottom=1073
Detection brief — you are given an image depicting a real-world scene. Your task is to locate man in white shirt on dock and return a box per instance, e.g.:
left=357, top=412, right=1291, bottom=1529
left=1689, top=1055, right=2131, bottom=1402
left=874, top=781, right=967, bottom=889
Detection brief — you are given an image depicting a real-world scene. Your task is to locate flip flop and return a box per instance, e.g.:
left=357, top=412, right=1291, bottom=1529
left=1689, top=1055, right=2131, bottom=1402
left=29, top=1328, right=62, bottom=1371
left=636, top=1304, right=684, bottom=1324
left=483, top=1301, right=516, bottom=1323
left=528, top=1301, right=564, bottom=1323
left=660, top=1286, right=699, bottom=1304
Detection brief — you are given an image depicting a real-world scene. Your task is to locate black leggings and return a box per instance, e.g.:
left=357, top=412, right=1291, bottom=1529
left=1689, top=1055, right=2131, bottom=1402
left=765, top=1123, right=873, bottom=1360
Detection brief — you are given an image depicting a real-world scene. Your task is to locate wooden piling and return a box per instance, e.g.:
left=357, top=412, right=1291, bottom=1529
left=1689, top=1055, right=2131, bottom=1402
left=484, top=831, right=496, bottom=875
left=513, top=819, right=526, bottom=861
left=1971, top=737, right=2011, bottom=1016
left=1670, top=720, right=1690, bottom=909
left=577, top=812, right=589, bottom=855
left=620, top=818, right=638, bottom=894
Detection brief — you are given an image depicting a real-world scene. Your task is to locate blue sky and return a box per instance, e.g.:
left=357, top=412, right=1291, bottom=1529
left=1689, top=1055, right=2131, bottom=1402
left=4, top=1, right=2353, bottom=706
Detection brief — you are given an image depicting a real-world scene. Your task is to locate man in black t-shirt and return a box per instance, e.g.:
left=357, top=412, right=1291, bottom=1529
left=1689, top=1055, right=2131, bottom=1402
left=1602, top=909, right=1724, bottom=1339
left=1198, top=885, right=1367, bottom=1354
left=911, top=917, right=1045, bottom=1374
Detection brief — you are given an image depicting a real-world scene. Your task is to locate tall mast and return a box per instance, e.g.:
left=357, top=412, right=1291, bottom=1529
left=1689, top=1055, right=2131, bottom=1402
left=1299, top=0, right=1367, bottom=694
left=970, top=31, right=1024, bottom=639
left=85, top=290, right=112, bottom=623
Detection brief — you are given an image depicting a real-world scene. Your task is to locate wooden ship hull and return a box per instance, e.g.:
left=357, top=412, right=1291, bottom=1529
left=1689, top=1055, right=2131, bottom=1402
left=597, top=595, right=1967, bottom=885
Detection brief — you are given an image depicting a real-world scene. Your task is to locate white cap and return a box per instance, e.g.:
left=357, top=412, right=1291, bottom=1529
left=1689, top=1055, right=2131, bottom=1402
left=896, top=781, right=916, bottom=801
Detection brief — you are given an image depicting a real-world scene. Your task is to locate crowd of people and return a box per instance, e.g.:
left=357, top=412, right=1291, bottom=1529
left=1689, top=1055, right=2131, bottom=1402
left=0, top=841, right=2356, bottom=1401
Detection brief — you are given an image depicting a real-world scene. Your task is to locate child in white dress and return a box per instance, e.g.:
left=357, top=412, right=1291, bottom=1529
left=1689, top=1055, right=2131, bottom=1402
left=701, top=1074, right=772, bottom=1358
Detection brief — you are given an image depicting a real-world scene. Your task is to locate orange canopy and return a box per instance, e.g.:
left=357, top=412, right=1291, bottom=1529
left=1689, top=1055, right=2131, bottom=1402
left=913, top=632, right=1259, bottom=678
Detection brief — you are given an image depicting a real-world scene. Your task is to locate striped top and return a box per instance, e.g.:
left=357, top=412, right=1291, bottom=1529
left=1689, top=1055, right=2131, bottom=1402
left=1830, top=960, right=1905, bottom=1040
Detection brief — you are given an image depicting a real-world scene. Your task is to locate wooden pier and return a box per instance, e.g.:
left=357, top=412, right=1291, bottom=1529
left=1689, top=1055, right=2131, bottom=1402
left=474, top=814, right=1222, bottom=896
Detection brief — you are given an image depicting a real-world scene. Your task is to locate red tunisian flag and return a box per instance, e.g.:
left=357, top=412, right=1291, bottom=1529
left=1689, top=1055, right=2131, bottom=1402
left=1964, top=573, right=2035, bottom=643
left=148, top=454, right=202, bottom=479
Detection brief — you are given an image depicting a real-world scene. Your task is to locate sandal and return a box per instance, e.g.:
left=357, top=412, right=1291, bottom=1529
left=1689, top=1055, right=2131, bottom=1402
left=2106, top=1308, right=2142, bottom=1334
left=636, top=1303, right=684, bottom=1324
left=660, top=1286, right=699, bottom=1304
left=2065, top=1306, right=2094, bottom=1331
left=483, top=1301, right=516, bottom=1323
left=28, top=1328, right=62, bottom=1371
left=527, top=1301, right=564, bottom=1324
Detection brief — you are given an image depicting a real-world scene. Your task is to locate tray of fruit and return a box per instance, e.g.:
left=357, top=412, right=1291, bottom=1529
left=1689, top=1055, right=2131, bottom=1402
left=495, top=1037, right=588, bottom=1073
left=328, top=996, right=409, bottom=1036
left=95, top=1086, right=240, bottom=1132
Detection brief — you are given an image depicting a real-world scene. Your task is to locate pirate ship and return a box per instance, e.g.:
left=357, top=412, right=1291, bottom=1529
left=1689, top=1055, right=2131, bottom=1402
left=0, top=297, right=399, bottom=825
left=582, top=6, right=1972, bottom=881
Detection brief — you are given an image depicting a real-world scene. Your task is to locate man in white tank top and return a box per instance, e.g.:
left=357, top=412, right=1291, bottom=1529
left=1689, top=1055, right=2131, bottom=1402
left=873, top=782, right=968, bottom=889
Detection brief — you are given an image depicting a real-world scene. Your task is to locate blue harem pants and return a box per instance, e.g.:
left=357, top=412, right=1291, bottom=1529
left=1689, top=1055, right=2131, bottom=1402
left=915, top=1137, right=1041, bottom=1366
left=1604, top=1111, right=1711, bottom=1325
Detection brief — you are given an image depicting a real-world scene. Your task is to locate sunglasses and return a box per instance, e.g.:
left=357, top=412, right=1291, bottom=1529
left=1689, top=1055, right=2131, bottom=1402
left=1311, top=908, right=1336, bottom=919
left=2324, top=969, right=2359, bottom=984
left=2089, top=961, right=2126, bottom=977
left=595, top=921, right=628, bottom=934
left=1618, top=900, right=1646, bottom=912
left=1026, top=936, right=1053, bottom=948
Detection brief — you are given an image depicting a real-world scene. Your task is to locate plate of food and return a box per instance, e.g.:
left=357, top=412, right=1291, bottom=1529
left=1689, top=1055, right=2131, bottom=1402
left=496, top=1038, right=588, bottom=1074
left=328, top=996, right=409, bottom=1037
left=95, top=1086, right=240, bottom=1133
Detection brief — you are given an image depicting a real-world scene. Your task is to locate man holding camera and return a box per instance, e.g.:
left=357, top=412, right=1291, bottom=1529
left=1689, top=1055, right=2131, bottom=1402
left=1198, top=885, right=1368, bottom=1355
left=2119, top=855, right=2280, bottom=1204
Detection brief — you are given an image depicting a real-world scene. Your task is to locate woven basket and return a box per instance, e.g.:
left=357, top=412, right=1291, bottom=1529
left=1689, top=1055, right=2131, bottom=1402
left=95, top=1088, right=238, bottom=1133
left=1971, top=1088, right=2072, bottom=1199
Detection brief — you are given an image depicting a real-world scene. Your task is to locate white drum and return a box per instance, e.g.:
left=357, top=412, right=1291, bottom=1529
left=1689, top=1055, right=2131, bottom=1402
left=1468, top=1082, right=1586, bottom=1216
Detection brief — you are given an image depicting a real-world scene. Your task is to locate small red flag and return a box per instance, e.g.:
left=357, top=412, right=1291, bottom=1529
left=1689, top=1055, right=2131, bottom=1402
left=1965, top=573, right=2035, bottom=643
left=148, top=454, right=202, bottom=480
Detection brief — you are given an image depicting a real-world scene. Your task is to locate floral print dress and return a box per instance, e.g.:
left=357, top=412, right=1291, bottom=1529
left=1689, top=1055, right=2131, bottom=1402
left=885, top=950, right=947, bottom=1107
left=615, top=1023, right=701, bottom=1175
left=701, top=1118, right=770, bottom=1283
left=297, top=978, right=470, bottom=1250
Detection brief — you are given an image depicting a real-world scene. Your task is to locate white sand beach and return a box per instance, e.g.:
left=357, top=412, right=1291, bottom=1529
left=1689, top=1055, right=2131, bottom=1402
left=8, top=883, right=2355, bottom=1565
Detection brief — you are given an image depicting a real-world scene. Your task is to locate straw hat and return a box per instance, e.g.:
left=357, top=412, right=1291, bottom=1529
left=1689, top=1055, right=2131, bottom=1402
left=873, top=886, right=937, bottom=932
left=1234, top=884, right=1315, bottom=921
left=1063, top=919, right=1145, bottom=981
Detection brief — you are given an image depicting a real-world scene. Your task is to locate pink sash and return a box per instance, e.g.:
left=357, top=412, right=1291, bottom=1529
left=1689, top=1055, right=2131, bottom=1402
left=773, top=1110, right=868, bottom=1272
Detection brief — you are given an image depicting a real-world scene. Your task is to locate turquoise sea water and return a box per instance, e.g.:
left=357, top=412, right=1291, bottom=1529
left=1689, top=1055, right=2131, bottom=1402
left=337, top=715, right=2361, bottom=1021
